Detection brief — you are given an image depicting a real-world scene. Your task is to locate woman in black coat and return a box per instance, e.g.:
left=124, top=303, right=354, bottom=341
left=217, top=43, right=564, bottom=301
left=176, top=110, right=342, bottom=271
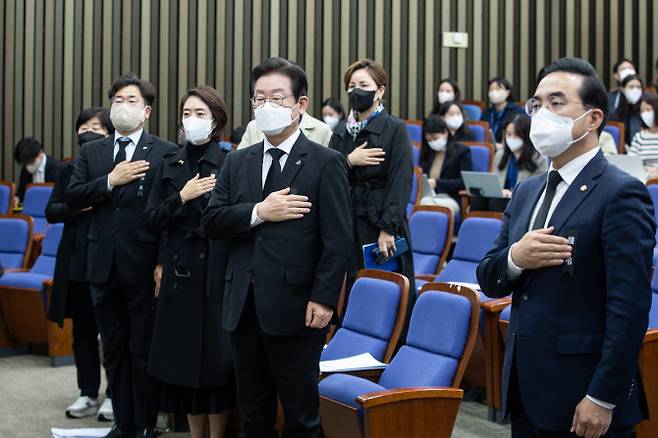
left=144, top=86, right=235, bottom=438
left=46, top=107, right=114, bottom=419
left=329, top=59, right=415, bottom=318
left=418, top=115, right=473, bottom=213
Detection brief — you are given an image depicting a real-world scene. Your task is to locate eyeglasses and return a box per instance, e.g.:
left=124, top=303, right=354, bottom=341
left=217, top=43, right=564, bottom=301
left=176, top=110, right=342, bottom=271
left=250, top=95, right=291, bottom=109
left=525, top=97, right=586, bottom=117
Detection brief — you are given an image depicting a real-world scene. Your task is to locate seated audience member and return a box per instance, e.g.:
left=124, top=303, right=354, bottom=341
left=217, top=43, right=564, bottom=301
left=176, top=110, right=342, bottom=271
left=320, top=97, right=346, bottom=130
left=431, top=79, right=462, bottom=113
left=237, top=108, right=332, bottom=148
left=46, top=107, right=115, bottom=421
left=471, top=115, right=547, bottom=212
left=608, top=58, right=636, bottom=112
left=419, top=115, right=472, bottom=213
left=481, top=76, right=525, bottom=143
left=230, top=126, right=245, bottom=145
left=599, top=130, right=618, bottom=156
left=628, top=93, right=658, bottom=179
left=437, top=100, right=476, bottom=142
left=14, top=137, right=62, bottom=204
left=609, top=74, right=644, bottom=146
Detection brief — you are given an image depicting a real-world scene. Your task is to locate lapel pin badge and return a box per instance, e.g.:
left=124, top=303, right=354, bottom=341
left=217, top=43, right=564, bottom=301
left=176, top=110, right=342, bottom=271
left=580, top=185, right=587, bottom=192
left=142, top=146, right=148, bottom=149
left=178, top=160, right=184, bottom=165
left=296, top=160, right=302, bottom=165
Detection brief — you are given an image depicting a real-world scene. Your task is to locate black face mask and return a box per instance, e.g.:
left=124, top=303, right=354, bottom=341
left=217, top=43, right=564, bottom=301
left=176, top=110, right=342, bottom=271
left=348, top=88, right=377, bottom=113
left=78, top=131, right=105, bottom=146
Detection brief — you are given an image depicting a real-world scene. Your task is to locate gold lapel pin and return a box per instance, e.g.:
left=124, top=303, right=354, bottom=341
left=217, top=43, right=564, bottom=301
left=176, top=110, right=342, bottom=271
left=580, top=185, right=587, bottom=192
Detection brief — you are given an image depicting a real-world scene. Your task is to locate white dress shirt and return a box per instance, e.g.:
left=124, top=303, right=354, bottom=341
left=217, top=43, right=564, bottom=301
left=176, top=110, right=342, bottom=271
left=506, top=146, right=614, bottom=410
left=107, top=129, right=143, bottom=190
left=250, top=129, right=301, bottom=226
left=33, top=154, right=47, bottom=183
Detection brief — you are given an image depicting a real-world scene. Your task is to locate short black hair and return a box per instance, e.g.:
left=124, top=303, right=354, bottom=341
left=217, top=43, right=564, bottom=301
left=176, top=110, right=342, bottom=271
left=108, top=73, right=156, bottom=106
left=230, top=126, right=246, bottom=145
left=640, top=93, right=658, bottom=129
left=540, top=57, right=608, bottom=135
left=250, top=57, right=308, bottom=100
left=14, top=137, right=44, bottom=166
left=613, top=58, right=634, bottom=74
left=321, top=98, right=346, bottom=118
left=488, top=76, right=515, bottom=102
left=75, top=107, right=114, bottom=134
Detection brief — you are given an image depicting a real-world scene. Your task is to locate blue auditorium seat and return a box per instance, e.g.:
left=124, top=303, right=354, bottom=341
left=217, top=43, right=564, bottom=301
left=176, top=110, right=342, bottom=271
left=0, top=181, right=14, bottom=214
left=22, top=183, right=54, bottom=235
left=0, top=215, right=32, bottom=270
left=410, top=206, right=453, bottom=276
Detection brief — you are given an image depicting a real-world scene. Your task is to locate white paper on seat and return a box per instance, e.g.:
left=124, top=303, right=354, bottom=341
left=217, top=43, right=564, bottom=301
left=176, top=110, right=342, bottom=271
left=320, top=353, right=387, bottom=373
left=51, top=427, right=112, bottom=438
left=447, top=282, right=481, bottom=291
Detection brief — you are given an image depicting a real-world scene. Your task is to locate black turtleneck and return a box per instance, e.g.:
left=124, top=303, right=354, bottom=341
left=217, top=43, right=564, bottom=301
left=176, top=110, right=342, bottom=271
left=185, top=141, right=212, bottom=175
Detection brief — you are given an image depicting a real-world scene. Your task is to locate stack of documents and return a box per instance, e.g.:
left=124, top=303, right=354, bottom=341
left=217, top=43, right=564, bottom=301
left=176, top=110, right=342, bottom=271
left=320, top=353, right=387, bottom=373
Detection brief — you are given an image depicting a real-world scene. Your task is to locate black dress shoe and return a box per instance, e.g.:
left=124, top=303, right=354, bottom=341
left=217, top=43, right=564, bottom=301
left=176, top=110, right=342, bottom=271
left=103, top=424, right=122, bottom=438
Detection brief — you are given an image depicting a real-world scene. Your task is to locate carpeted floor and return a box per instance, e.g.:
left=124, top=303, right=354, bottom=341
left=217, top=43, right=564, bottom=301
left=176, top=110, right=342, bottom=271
left=0, top=354, right=509, bottom=437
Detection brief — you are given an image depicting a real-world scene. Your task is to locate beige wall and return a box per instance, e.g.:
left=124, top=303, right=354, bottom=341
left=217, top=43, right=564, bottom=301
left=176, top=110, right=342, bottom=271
left=2, top=0, right=658, bottom=181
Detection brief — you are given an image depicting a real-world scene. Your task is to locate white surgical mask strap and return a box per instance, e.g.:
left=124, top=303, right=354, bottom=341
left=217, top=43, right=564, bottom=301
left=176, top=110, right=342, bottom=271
left=567, top=108, right=593, bottom=145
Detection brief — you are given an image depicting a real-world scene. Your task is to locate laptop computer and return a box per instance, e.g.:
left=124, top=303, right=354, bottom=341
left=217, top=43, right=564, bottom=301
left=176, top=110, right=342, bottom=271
left=461, top=171, right=505, bottom=198
left=606, top=154, right=647, bottom=183
left=421, top=174, right=435, bottom=198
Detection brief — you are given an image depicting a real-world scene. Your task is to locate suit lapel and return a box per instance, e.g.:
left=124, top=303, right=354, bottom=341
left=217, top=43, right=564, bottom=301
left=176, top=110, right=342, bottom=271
left=280, top=134, right=308, bottom=189
left=191, top=144, right=221, bottom=214
left=246, top=142, right=265, bottom=202
left=512, top=176, right=546, bottom=243
left=101, top=136, right=116, bottom=176
left=548, top=152, right=607, bottom=234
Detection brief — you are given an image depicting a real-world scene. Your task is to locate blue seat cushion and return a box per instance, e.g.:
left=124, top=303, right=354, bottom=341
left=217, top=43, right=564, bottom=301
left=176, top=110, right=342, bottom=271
left=500, top=304, right=512, bottom=322
left=435, top=260, right=478, bottom=284
left=0, top=253, right=25, bottom=270
left=342, top=278, right=401, bottom=341
left=468, top=145, right=490, bottom=171
left=649, top=293, right=658, bottom=330
left=0, top=272, right=50, bottom=290
left=321, top=328, right=389, bottom=362
left=319, top=373, right=385, bottom=409
left=378, top=345, right=458, bottom=389
left=413, top=253, right=440, bottom=276
left=452, top=218, right=501, bottom=262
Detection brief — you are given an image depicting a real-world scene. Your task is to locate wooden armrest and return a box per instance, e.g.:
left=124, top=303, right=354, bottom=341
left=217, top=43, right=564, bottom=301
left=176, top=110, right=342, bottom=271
left=645, top=329, right=658, bottom=342
left=42, top=279, right=54, bottom=288
left=33, top=234, right=45, bottom=242
left=480, top=296, right=512, bottom=313
left=356, top=387, right=463, bottom=408
left=415, top=274, right=437, bottom=283
left=2, top=268, right=28, bottom=273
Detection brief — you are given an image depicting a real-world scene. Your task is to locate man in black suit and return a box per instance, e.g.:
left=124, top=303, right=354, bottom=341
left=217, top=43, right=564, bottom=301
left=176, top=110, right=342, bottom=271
left=66, top=74, right=177, bottom=438
left=14, top=137, right=62, bottom=203
left=477, top=58, right=655, bottom=438
left=203, top=57, right=353, bottom=438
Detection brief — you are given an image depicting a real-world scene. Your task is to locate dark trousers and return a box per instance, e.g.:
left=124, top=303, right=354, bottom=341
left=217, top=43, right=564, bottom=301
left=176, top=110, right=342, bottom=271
left=90, top=268, right=156, bottom=435
left=68, top=280, right=108, bottom=399
left=509, top=363, right=633, bottom=438
left=230, top=293, right=325, bottom=438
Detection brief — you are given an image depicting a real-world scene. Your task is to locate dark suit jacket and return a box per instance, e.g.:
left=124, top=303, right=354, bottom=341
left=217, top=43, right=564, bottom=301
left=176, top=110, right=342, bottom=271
left=202, top=133, right=353, bottom=336
left=45, top=160, right=92, bottom=326
left=144, top=142, right=233, bottom=388
left=65, top=133, right=178, bottom=286
left=420, top=141, right=473, bottom=204
left=477, top=151, right=655, bottom=430
left=17, top=155, right=62, bottom=201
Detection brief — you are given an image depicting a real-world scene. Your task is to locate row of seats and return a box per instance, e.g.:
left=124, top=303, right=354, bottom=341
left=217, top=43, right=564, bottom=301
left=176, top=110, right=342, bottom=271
left=0, top=181, right=53, bottom=235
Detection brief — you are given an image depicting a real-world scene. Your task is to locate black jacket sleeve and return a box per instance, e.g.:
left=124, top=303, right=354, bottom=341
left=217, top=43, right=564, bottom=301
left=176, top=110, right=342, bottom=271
left=65, top=143, right=112, bottom=211
left=309, top=153, right=354, bottom=308
left=143, top=163, right=186, bottom=233
left=203, top=153, right=257, bottom=240
left=45, top=163, right=77, bottom=224
left=378, top=122, right=413, bottom=235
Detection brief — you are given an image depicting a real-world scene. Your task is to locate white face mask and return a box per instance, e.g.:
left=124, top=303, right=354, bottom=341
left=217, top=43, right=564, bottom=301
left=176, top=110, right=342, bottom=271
left=624, top=88, right=642, bottom=105
left=489, top=89, right=509, bottom=105
left=506, top=136, right=524, bottom=153
left=254, top=101, right=295, bottom=136
left=111, top=103, right=146, bottom=133
left=445, top=114, right=464, bottom=131
left=183, top=117, right=214, bottom=145
left=323, top=115, right=340, bottom=130
left=26, top=156, right=42, bottom=174
left=427, top=137, right=447, bottom=152
left=529, top=107, right=592, bottom=158
left=438, top=91, right=455, bottom=104
left=618, top=68, right=636, bottom=82
left=641, top=110, right=655, bottom=128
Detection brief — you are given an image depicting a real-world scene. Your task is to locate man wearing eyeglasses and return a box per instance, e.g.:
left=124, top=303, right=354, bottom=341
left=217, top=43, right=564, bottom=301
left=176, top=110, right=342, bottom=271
left=67, top=74, right=177, bottom=438
left=478, top=57, right=654, bottom=438
left=203, top=57, right=352, bottom=438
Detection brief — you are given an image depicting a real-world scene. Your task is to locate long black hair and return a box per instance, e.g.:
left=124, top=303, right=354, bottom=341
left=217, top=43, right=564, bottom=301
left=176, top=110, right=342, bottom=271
left=419, top=115, right=456, bottom=173
left=498, top=115, right=539, bottom=173
left=616, top=74, right=643, bottom=120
